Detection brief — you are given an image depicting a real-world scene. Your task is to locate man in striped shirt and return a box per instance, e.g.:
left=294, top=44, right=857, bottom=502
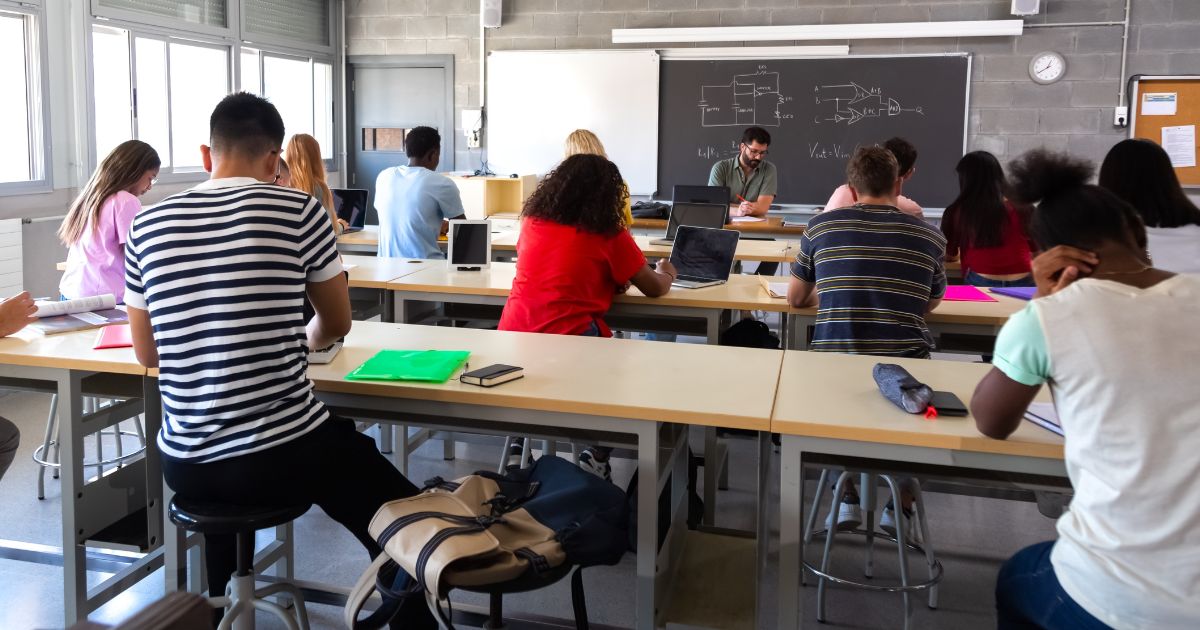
left=125, top=93, right=434, bottom=628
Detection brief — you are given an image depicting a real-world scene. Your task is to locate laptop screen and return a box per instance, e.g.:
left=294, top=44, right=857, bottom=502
left=449, top=222, right=490, bottom=265
left=669, top=227, right=739, bottom=281
left=665, top=202, right=728, bottom=239
left=331, top=189, right=369, bottom=228
left=672, top=185, right=730, bottom=206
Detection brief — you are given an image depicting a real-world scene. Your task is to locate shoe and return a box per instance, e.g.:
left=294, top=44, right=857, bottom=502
left=825, top=495, right=862, bottom=532
left=880, top=501, right=917, bottom=544
left=578, top=448, right=612, bottom=482
left=505, top=438, right=525, bottom=470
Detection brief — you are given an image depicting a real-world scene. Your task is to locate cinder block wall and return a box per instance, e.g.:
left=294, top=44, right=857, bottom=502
left=345, top=0, right=1199, bottom=174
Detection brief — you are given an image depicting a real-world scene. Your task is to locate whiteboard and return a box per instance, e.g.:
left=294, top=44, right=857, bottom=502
left=486, top=50, right=660, bottom=195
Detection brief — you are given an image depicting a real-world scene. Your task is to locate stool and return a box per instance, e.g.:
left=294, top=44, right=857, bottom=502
left=453, top=563, right=589, bottom=630
left=497, top=436, right=578, bottom=473
left=802, top=471, right=942, bottom=630
left=168, top=497, right=312, bottom=630
left=32, top=395, right=147, bottom=499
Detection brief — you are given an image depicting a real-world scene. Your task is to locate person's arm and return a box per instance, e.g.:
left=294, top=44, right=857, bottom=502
left=822, top=185, right=851, bottom=213
left=306, top=272, right=351, bottom=350
left=114, top=194, right=141, bottom=245
left=1032, top=245, right=1097, bottom=297
left=927, top=247, right=948, bottom=313
left=630, top=260, right=676, bottom=297
left=0, top=292, right=37, bottom=337
left=970, top=304, right=1049, bottom=439
left=787, top=228, right=819, bottom=308
left=787, top=275, right=817, bottom=308
left=127, top=306, right=158, bottom=368
left=707, top=161, right=724, bottom=187
left=738, top=194, right=773, bottom=218
left=972, top=368, right=1041, bottom=439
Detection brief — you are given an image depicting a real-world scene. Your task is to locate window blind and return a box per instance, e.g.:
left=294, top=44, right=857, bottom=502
left=97, top=0, right=228, bottom=28
left=244, top=0, right=328, bottom=48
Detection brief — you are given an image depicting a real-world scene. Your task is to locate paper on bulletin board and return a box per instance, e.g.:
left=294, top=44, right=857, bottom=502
left=1161, top=125, right=1197, bottom=168
left=1142, top=92, right=1178, bottom=116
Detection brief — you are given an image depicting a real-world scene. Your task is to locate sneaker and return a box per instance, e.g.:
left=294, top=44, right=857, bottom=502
left=880, top=502, right=917, bottom=544
left=578, top=448, right=612, bottom=482
left=824, top=495, right=862, bottom=532
left=505, top=438, right=525, bottom=470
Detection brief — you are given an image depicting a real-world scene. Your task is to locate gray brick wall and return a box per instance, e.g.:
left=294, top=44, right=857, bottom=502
left=345, top=0, right=1200, bottom=176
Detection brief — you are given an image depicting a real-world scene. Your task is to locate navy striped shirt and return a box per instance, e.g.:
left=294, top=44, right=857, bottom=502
left=124, top=178, right=343, bottom=462
left=791, top=204, right=947, bottom=358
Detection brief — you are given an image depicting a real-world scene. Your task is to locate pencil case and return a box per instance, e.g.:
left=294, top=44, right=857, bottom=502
left=872, top=363, right=933, bottom=414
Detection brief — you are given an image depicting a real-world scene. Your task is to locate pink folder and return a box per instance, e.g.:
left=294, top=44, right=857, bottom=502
left=93, top=324, right=133, bottom=349
left=943, top=285, right=997, bottom=302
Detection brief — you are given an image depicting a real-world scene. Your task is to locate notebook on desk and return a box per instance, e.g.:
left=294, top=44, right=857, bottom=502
left=669, top=226, right=739, bottom=289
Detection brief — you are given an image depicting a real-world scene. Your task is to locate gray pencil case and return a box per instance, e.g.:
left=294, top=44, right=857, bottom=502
left=873, top=363, right=933, bottom=414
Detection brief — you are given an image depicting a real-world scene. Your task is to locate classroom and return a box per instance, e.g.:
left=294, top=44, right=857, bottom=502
left=0, top=0, right=1197, bottom=628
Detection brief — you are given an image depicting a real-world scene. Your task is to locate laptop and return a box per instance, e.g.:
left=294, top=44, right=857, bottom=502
left=669, top=226, right=740, bottom=289
left=672, top=184, right=730, bottom=207
left=649, top=202, right=729, bottom=246
left=331, top=188, right=369, bottom=233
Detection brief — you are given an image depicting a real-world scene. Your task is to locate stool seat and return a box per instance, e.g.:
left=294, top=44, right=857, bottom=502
left=168, top=497, right=311, bottom=536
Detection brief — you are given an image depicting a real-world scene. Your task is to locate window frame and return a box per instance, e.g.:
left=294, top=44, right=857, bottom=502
left=0, top=3, right=53, bottom=196
left=252, top=46, right=337, bottom=170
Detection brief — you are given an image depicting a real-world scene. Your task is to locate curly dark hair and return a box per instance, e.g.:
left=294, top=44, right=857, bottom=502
left=521, top=154, right=628, bottom=235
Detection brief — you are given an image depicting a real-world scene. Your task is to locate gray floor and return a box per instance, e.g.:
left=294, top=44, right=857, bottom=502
left=0, top=330, right=1060, bottom=629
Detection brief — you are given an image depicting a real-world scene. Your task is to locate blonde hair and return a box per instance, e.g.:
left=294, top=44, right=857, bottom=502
left=60, top=140, right=160, bottom=246
left=564, top=129, right=608, bottom=159
left=284, top=134, right=334, bottom=211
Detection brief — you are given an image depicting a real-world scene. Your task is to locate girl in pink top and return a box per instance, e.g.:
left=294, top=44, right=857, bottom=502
left=59, top=140, right=160, bottom=302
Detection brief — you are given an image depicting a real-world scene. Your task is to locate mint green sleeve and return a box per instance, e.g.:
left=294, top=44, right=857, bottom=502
left=991, top=303, right=1051, bottom=387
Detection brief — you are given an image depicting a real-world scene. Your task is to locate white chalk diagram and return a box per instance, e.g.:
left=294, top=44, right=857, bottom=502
left=698, top=71, right=792, bottom=128
left=814, top=82, right=924, bottom=125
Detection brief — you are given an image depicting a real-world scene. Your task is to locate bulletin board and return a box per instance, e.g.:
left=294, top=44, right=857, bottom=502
left=1129, top=76, right=1200, bottom=187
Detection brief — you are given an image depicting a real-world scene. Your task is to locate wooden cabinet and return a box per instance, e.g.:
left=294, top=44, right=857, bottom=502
left=448, top=175, right=538, bottom=220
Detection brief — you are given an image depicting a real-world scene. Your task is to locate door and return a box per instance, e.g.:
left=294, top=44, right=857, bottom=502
left=348, top=58, right=453, bottom=225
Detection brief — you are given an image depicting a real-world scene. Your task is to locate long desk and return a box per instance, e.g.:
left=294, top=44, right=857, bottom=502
left=629, top=215, right=806, bottom=239
left=772, top=352, right=1065, bottom=630
left=0, top=328, right=161, bottom=626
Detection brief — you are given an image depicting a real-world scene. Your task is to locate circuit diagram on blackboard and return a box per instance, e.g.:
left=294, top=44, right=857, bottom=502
left=699, top=68, right=794, bottom=128
left=815, top=82, right=924, bottom=125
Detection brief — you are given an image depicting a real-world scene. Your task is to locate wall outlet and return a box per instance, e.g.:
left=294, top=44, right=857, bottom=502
left=467, top=129, right=481, bottom=149
left=1114, top=106, right=1128, bottom=127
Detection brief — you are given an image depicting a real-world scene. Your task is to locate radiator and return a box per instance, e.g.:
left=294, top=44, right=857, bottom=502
left=0, top=219, right=21, bottom=297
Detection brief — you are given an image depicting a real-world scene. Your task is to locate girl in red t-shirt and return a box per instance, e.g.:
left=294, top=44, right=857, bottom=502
left=941, top=151, right=1035, bottom=287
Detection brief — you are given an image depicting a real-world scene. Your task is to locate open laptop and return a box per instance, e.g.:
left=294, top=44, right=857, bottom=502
left=668, top=226, right=740, bottom=289
left=672, top=184, right=730, bottom=207
left=331, top=188, right=369, bottom=233
left=649, top=202, right=729, bottom=246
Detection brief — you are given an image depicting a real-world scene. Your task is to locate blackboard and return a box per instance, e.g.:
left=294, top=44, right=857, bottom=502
left=657, top=55, right=970, bottom=208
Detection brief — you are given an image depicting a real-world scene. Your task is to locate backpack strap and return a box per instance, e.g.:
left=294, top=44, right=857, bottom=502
left=345, top=553, right=416, bottom=630
left=513, top=547, right=552, bottom=575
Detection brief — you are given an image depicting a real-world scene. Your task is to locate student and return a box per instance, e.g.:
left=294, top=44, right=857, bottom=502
left=564, top=129, right=634, bottom=228
left=499, top=154, right=676, bottom=479
left=824, top=137, right=924, bottom=219
left=374, top=126, right=466, bottom=259
left=940, top=151, right=1034, bottom=287
left=59, top=140, right=160, bottom=302
left=124, top=93, right=434, bottom=628
left=1099, top=138, right=1200, bottom=273
left=788, top=146, right=947, bottom=533
left=285, top=133, right=345, bottom=234
left=0, top=291, right=36, bottom=484
left=971, top=149, right=1199, bottom=630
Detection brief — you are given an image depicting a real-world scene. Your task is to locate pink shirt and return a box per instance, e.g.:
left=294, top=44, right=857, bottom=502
left=822, top=184, right=924, bottom=219
left=60, top=191, right=141, bottom=302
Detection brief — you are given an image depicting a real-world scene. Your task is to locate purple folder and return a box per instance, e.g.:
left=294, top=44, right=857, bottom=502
left=989, top=287, right=1037, bottom=300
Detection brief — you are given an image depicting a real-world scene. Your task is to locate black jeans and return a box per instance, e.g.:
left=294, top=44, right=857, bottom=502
left=162, top=417, right=435, bottom=628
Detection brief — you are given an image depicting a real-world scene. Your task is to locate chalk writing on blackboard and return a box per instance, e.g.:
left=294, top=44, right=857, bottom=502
left=814, top=82, right=924, bottom=126
left=699, top=67, right=794, bottom=128
left=808, top=142, right=860, bottom=160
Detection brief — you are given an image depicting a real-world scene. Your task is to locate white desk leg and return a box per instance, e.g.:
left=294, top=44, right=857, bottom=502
left=754, top=431, right=771, bottom=628
left=703, top=427, right=718, bottom=526
left=163, top=484, right=187, bottom=593
left=778, top=435, right=804, bottom=630
left=58, top=370, right=87, bottom=626
left=394, top=424, right=409, bottom=477
left=635, top=422, right=660, bottom=630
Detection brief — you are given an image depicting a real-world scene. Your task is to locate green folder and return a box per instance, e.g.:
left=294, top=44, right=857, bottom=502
left=344, top=350, right=471, bottom=383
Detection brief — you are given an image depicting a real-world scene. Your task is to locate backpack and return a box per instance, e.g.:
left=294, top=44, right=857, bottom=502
left=719, top=318, right=780, bottom=349
left=345, top=456, right=628, bottom=629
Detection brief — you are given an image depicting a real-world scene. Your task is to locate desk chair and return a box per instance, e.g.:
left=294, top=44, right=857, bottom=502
left=32, top=395, right=147, bottom=499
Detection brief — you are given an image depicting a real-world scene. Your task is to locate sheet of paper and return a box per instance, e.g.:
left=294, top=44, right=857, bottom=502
left=730, top=216, right=766, bottom=223
left=1141, top=92, right=1177, bottom=116
left=342, top=263, right=358, bottom=272
left=34, top=294, right=116, bottom=318
left=761, top=281, right=788, bottom=299
left=1162, top=125, right=1197, bottom=168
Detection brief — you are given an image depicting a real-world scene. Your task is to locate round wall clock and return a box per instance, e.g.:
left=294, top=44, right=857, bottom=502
left=1029, top=51, right=1067, bottom=84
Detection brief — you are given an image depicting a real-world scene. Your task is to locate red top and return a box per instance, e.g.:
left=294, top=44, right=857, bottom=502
left=943, top=201, right=1033, bottom=276
left=499, top=218, right=647, bottom=337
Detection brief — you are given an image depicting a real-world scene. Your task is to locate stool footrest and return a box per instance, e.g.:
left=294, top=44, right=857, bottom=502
left=804, top=529, right=943, bottom=594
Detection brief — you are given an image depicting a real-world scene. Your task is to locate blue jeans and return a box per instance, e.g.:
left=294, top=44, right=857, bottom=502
left=965, top=270, right=1034, bottom=288
left=996, top=541, right=1111, bottom=630
left=580, top=320, right=601, bottom=337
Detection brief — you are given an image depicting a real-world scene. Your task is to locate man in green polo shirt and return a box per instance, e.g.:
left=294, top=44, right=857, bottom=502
left=708, top=126, right=777, bottom=218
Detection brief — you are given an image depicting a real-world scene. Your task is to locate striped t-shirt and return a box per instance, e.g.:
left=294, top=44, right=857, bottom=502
left=124, top=178, right=343, bottom=463
left=790, top=204, right=947, bottom=357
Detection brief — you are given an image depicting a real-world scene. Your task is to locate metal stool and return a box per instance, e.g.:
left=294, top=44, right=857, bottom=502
left=168, top=497, right=312, bottom=630
left=802, top=471, right=942, bottom=630
left=32, top=395, right=147, bottom=499
left=497, top=436, right=578, bottom=473
left=452, top=563, right=589, bottom=630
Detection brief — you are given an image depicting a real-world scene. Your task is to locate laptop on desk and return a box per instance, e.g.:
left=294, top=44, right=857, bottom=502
left=672, top=184, right=730, bottom=207
left=650, top=202, right=728, bottom=246
left=331, top=188, right=369, bottom=233
left=669, top=226, right=740, bottom=289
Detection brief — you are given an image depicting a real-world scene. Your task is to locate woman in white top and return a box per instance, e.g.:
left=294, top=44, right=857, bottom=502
left=971, top=150, right=1200, bottom=630
left=1099, top=138, right=1200, bottom=273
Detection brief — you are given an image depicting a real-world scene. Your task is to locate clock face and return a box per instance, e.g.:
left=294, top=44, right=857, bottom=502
left=1030, top=52, right=1066, bottom=84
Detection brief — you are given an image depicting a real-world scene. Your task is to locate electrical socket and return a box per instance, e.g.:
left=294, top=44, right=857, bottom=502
left=467, top=130, right=481, bottom=149
left=1114, top=106, right=1128, bottom=128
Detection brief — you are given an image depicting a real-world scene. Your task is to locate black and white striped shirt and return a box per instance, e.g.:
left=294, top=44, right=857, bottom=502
left=125, top=178, right=343, bottom=462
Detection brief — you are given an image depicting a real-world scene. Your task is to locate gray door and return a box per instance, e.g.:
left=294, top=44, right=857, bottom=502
left=348, top=60, right=453, bottom=225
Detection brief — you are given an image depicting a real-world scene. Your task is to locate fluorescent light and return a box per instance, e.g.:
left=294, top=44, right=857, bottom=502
left=659, top=45, right=850, bottom=59
left=612, top=20, right=1024, bottom=44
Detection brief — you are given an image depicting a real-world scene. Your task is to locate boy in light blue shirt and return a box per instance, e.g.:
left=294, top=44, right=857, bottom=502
left=374, top=126, right=466, bottom=259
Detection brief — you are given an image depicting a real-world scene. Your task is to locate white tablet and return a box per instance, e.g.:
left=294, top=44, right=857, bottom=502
left=447, top=220, right=492, bottom=271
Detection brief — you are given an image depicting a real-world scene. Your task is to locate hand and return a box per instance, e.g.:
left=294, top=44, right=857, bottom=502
left=728, top=204, right=746, bottom=218
left=336, top=218, right=350, bottom=230
left=0, top=291, right=38, bottom=337
left=1032, top=246, right=1099, bottom=297
left=655, top=259, right=677, bottom=280
left=738, top=201, right=756, bottom=216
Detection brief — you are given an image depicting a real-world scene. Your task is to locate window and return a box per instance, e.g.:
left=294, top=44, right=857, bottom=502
left=169, top=42, right=228, bottom=167
left=0, top=8, right=48, bottom=191
left=247, top=51, right=333, bottom=160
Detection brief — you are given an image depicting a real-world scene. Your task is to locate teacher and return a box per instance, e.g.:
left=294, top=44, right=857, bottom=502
left=708, top=126, right=777, bottom=218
